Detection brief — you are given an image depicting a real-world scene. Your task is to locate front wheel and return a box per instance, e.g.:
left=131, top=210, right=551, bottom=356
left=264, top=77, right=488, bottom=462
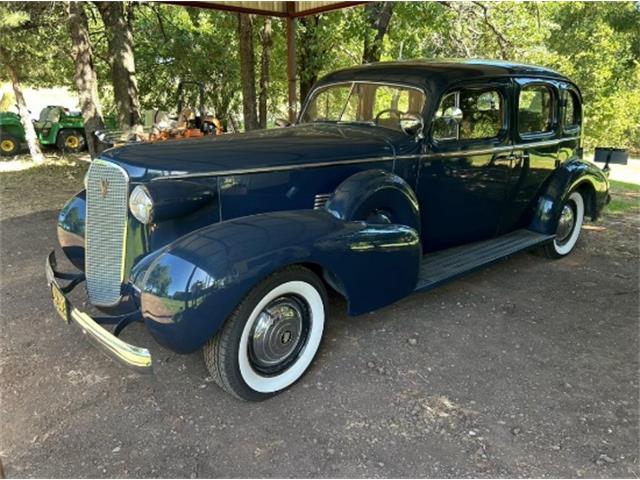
left=203, top=266, right=327, bottom=401
left=542, top=190, right=585, bottom=258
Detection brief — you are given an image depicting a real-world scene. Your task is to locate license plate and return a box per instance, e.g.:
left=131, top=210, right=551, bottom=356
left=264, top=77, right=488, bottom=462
left=51, top=283, right=70, bottom=324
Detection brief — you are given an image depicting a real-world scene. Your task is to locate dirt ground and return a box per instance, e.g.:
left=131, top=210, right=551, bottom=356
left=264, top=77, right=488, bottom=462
left=0, top=160, right=638, bottom=478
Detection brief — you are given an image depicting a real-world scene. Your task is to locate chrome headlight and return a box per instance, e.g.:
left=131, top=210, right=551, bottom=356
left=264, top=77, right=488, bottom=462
left=129, top=185, right=154, bottom=224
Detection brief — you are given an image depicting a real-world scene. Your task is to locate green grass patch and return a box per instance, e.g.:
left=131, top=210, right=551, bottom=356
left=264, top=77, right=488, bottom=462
left=607, top=180, right=640, bottom=215
left=0, top=156, right=88, bottom=220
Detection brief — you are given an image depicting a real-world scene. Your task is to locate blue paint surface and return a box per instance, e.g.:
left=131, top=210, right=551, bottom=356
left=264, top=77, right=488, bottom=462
left=54, top=60, right=610, bottom=354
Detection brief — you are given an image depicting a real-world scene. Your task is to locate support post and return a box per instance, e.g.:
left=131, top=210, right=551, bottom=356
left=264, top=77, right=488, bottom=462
left=286, top=14, right=297, bottom=123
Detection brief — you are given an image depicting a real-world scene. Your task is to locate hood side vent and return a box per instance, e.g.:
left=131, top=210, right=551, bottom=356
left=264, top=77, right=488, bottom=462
left=314, top=193, right=332, bottom=210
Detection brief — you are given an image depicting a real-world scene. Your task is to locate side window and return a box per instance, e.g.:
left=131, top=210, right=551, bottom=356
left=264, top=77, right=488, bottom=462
left=518, top=85, right=554, bottom=135
left=564, top=90, right=581, bottom=131
left=432, top=88, right=503, bottom=141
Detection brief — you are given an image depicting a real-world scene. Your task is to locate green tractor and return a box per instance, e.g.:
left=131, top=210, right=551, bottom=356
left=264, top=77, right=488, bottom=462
left=0, top=111, right=24, bottom=156
left=0, top=106, right=117, bottom=157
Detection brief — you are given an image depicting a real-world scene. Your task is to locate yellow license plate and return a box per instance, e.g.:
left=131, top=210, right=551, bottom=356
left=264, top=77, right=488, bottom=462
left=51, top=283, right=70, bottom=323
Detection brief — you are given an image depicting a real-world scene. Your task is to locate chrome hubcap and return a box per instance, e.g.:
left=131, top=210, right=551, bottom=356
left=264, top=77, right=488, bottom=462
left=249, top=296, right=309, bottom=374
left=556, top=203, right=575, bottom=244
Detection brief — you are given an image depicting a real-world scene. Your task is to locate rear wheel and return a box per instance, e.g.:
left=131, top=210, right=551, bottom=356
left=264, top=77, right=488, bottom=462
left=0, top=133, right=19, bottom=157
left=56, top=130, right=86, bottom=153
left=543, top=190, right=585, bottom=258
left=203, top=266, right=327, bottom=401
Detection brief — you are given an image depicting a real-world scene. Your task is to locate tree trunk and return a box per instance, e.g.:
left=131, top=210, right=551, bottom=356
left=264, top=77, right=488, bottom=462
left=258, top=17, right=272, bottom=129
left=238, top=13, right=258, bottom=131
left=0, top=49, right=44, bottom=164
left=297, top=16, right=322, bottom=104
left=95, top=1, right=141, bottom=129
left=68, top=2, right=104, bottom=157
left=362, top=2, right=395, bottom=64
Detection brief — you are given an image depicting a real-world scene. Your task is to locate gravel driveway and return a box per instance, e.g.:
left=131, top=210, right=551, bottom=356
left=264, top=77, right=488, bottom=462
left=1, top=205, right=638, bottom=478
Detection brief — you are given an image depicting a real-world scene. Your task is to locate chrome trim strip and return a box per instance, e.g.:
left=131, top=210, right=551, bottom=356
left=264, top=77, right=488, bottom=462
left=154, top=136, right=580, bottom=179
left=157, top=156, right=398, bottom=179
left=425, top=145, right=512, bottom=160
left=515, top=136, right=580, bottom=149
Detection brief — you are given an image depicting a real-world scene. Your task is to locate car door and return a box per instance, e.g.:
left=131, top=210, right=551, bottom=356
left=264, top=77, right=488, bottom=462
left=417, top=79, right=514, bottom=253
left=499, top=78, right=561, bottom=232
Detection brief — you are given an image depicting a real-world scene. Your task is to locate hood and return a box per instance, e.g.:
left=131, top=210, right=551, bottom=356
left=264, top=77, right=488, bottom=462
left=102, top=123, right=405, bottom=181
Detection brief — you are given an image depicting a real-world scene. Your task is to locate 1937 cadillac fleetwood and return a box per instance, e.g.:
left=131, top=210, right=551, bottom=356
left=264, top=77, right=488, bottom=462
left=47, top=60, right=614, bottom=400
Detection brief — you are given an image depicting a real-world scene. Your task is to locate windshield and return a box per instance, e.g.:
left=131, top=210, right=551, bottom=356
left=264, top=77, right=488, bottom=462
left=300, top=82, right=426, bottom=132
left=38, top=107, right=61, bottom=123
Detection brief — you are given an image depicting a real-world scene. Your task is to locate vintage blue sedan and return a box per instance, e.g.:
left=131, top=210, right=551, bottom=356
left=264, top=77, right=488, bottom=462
left=47, top=60, right=612, bottom=400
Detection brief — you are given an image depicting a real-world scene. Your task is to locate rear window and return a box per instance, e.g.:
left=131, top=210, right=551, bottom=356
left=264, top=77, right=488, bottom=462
left=518, top=85, right=554, bottom=135
left=564, top=90, right=581, bottom=131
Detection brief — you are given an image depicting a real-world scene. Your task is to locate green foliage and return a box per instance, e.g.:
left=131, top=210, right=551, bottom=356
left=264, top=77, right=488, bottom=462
left=133, top=5, right=242, bottom=120
left=2, top=1, right=639, bottom=151
left=0, top=2, right=73, bottom=87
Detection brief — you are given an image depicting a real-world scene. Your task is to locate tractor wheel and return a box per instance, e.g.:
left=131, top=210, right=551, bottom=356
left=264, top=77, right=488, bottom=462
left=0, top=133, right=20, bottom=157
left=57, top=130, right=86, bottom=153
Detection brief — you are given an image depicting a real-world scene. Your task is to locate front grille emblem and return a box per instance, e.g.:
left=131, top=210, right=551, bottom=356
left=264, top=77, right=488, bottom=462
left=99, top=179, right=109, bottom=198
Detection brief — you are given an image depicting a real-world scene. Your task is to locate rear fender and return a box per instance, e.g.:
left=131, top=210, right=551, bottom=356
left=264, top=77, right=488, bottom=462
left=130, top=209, right=421, bottom=353
left=529, top=159, right=609, bottom=235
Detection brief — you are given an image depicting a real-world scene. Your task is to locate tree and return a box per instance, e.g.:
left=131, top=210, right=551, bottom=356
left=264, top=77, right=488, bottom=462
left=362, top=2, right=395, bottom=64
left=258, top=17, right=273, bottom=128
left=1, top=47, right=44, bottom=163
left=238, top=13, right=258, bottom=131
left=133, top=5, right=242, bottom=131
left=68, top=1, right=104, bottom=157
left=297, top=16, right=323, bottom=103
left=0, top=2, right=63, bottom=164
left=95, top=1, right=141, bottom=129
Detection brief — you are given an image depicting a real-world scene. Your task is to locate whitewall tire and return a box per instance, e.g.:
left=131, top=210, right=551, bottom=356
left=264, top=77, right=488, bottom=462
left=203, top=266, right=327, bottom=401
left=543, top=190, right=585, bottom=258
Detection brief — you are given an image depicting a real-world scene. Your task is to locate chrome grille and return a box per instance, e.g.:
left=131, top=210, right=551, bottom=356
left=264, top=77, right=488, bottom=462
left=85, top=160, right=129, bottom=306
left=314, top=193, right=331, bottom=210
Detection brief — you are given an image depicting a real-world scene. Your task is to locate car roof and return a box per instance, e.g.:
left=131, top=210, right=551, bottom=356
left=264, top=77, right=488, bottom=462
left=314, top=59, right=572, bottom=93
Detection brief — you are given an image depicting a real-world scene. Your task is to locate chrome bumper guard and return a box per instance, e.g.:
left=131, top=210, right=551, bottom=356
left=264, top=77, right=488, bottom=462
left=45, top=251, right=153, bottom=373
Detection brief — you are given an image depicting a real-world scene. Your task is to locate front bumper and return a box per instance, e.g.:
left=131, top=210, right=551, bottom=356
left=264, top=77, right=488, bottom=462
left=45, top=251, right=153, bottom=373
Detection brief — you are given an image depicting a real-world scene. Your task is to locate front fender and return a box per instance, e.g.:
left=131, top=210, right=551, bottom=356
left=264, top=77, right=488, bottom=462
left=57, top=190, right=86, bottom=270
left=131, top=209, right=421, bottom=353
left=326, top=169, right=421, bottom=233
left=529, top=159, right=609, bottom=235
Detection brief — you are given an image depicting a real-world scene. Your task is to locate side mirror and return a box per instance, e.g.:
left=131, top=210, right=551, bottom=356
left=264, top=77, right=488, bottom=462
left=440, top=106, right=463, bottom=124
left=275, top=118, right=291, bottom=128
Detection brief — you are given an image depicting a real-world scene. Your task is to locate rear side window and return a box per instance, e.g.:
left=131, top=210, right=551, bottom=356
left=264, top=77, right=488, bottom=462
left=432, top=88, right=504, bottom=141
left=518, top=85, right=553, bottom=135
left=564, top=90, right=581, bottom=131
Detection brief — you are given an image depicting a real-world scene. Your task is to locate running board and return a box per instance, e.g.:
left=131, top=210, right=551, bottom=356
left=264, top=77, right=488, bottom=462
left=415, top=229, right=554, bottom=292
